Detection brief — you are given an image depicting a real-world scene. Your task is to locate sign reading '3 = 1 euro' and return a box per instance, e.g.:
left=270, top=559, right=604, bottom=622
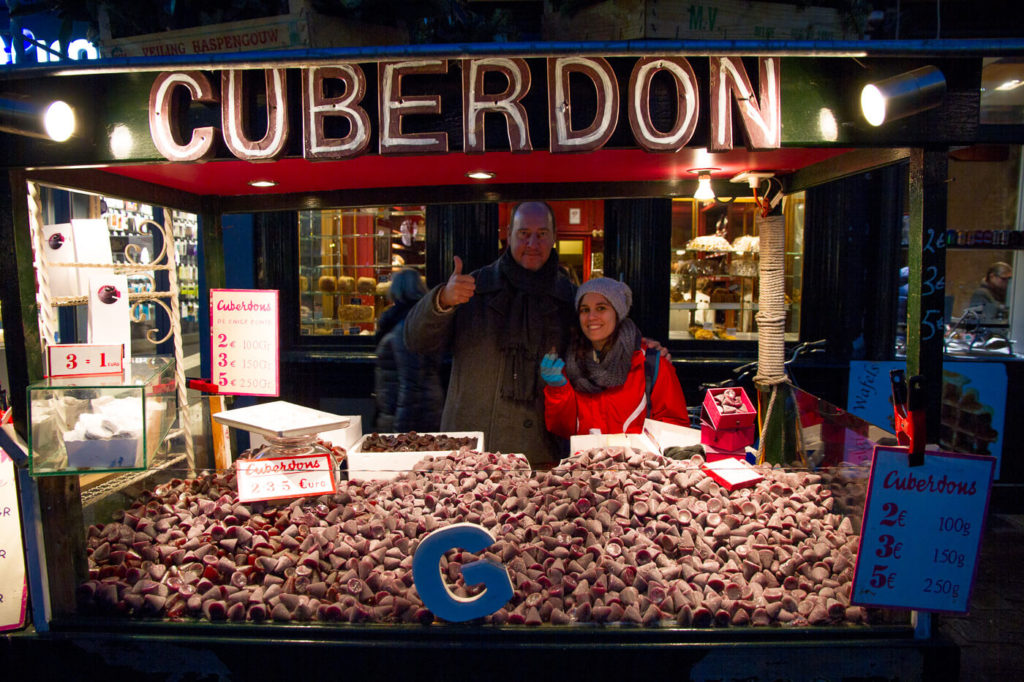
left=851, top=446, right=995, bottom=613
left=209, top=289, right=279, bottom=397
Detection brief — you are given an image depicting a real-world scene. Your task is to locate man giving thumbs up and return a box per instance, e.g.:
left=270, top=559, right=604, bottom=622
left=404, top=201, right=577, bottom=466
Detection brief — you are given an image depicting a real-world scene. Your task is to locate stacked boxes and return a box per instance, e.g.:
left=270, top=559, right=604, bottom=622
left=701, top=387, right=756, bottom=459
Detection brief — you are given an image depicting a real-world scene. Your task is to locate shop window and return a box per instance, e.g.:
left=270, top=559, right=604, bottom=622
left=298, top=206, right=426, bottom=337
left=941, top=145, right=1021, bottom=356
left=668, top=196, right=804, bottom=341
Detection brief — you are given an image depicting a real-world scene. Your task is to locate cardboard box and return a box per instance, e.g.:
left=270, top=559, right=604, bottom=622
left=348, top=431, right=484, bottom=481
left=642, top=419, right=702, bottom=450
left=703, top=387, right=756, bottom=429
left=701, top=419, right=756, bottom=452
left=569, top=432, right=661, bottom=457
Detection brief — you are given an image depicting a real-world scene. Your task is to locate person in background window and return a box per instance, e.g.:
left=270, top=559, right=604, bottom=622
left=969, top=261, right=1013, bottom=325
left=374, top=268, right=443, bottom=433
left=540, top=277, right=688, bottom=437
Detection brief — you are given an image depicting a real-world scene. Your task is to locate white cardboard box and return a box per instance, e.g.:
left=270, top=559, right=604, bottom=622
left=571, top=420, right=702, bottom=458
left=347, top=431, right=484, bottom=481
left=569, top=431, right=661, bottom=457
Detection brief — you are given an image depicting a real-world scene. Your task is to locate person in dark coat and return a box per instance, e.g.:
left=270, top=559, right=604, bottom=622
left=404, top=202, right=577, bottom=466
left=374, top=268, right=443, bottom=432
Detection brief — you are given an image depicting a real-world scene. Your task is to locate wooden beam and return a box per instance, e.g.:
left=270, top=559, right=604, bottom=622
left=24, top=168, right=205, bottom=214
left=786, top=148, right=911, bottom=193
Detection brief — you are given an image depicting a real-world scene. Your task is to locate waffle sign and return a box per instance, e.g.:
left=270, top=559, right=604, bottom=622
left=851, top=446, right=995, bottom=613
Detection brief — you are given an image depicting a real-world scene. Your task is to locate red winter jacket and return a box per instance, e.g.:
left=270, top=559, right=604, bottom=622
left=544, top=344, right=688, bottom=437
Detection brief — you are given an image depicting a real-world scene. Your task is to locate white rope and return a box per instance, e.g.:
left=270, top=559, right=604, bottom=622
left=753, top=213, right=788, bottom=463
left=27, top=182, right=59, bottom=350
left=164, top=210, right=195, bottom=474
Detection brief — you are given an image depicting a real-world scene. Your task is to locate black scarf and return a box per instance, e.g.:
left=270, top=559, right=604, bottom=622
left=493, top=249, right=563, bottom=402
left=565, top=318, right=641, bottom=394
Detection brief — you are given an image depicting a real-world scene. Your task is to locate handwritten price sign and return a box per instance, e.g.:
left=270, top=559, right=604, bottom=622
left=235, top=454, right=336, bottom=503
left=47, top=344, right=124, bottom=379
left=851, top=446, right=995, bottom=613
left=210, top=289, right=279, bottom=397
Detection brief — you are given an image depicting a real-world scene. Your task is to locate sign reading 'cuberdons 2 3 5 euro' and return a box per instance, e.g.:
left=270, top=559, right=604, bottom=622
left=851, top=446, right=994, bottom=613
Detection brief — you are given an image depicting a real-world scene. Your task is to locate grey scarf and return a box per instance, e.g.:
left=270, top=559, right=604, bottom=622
left=565, top=318, right=641, bottom=394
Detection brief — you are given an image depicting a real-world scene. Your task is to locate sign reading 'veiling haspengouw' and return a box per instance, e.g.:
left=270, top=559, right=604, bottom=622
left=851, top=446, right=995, bottom=613
left=209, top=289, right=279, bottom=397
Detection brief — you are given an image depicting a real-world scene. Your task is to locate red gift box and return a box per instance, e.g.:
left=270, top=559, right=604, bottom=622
left=703, top=387, right=756, bottom=429
left=701, top=419, right=755, bottom=452
left=702, top=443, right=751, bottom=462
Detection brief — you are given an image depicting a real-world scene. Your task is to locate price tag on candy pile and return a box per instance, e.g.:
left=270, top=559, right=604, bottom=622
left=47, top=344, right=124, bottom=379
left=851, top=446, right=995, bottom=613
left=235, top=454, right=337, bottom=503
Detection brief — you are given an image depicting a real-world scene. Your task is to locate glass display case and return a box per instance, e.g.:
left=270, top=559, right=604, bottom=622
left=28, top=356, right=176, bottom=475
left=669, top=196, right=804, bottom=341
left=298, top=206, right=426, bottom=337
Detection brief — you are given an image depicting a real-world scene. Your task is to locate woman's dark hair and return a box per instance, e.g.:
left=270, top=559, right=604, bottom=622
left=389, top=267, right=427, bottom=306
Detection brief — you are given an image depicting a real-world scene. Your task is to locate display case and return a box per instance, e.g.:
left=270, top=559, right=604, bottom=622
left=668, top=197, right=803, bottom=341
left=298, top=206, right=426, bottom=337
left=27, top=356, right=176, bottom=475
left=68, top=389, right=916, bottom=639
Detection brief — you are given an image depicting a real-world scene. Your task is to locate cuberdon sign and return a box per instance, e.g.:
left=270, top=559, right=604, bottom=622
left=148, top=56, right=780, bottom=163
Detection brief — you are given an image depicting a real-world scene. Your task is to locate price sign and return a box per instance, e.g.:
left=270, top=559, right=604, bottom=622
left=851, top=446, right=995, bottom=613
left=235, top=454, right=337, bottom=503
left=0, top=448, right=28, bottom=631
left=210, top=289, right=279, bottom=397
left=46, top=344, right=124, bottom=378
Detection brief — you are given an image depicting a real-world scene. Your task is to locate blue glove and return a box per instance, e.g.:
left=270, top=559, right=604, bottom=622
left=540, top=353, right=567, bottom=387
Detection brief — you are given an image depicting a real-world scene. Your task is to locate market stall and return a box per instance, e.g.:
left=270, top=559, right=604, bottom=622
left=0, top=39, right=1009, bottom=678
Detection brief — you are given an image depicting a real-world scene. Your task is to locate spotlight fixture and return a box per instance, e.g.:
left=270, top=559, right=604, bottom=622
left=0, top=93, right=76, bottom=141
left=689, top=168, right=717, bottom=202
left=861, top=66, right=946, bottom=127
left=248, top=180, right=277, bottom=188
left=466, top=170, right=495, bottom=180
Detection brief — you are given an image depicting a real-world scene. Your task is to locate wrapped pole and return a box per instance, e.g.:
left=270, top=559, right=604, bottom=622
left=752, top=213, right=794, bottom=465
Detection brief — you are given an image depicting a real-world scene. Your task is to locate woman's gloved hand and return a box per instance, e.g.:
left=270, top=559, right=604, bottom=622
left=539, top=352, right=567, bottom=387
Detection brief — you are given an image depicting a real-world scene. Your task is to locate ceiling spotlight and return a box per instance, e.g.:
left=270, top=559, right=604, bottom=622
left=466, top=170, right=495, bottom=180
left=690, top=169, right=717, bottom=202
left=861, top=66, right=946, bottom=127
left=0, top=94, right=77, bottom=141
left=248, top=180, right=277, bottom=188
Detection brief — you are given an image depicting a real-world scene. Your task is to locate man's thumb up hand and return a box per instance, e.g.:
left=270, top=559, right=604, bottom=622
left=439, top=255, right=475, bottom=309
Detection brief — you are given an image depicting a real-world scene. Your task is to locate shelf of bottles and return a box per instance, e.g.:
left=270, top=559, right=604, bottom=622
left=171, top=211, right=200, bottom=335
left=298, top=206, right=426, bottom=337
left=102, top=199, right=160, bottom=341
